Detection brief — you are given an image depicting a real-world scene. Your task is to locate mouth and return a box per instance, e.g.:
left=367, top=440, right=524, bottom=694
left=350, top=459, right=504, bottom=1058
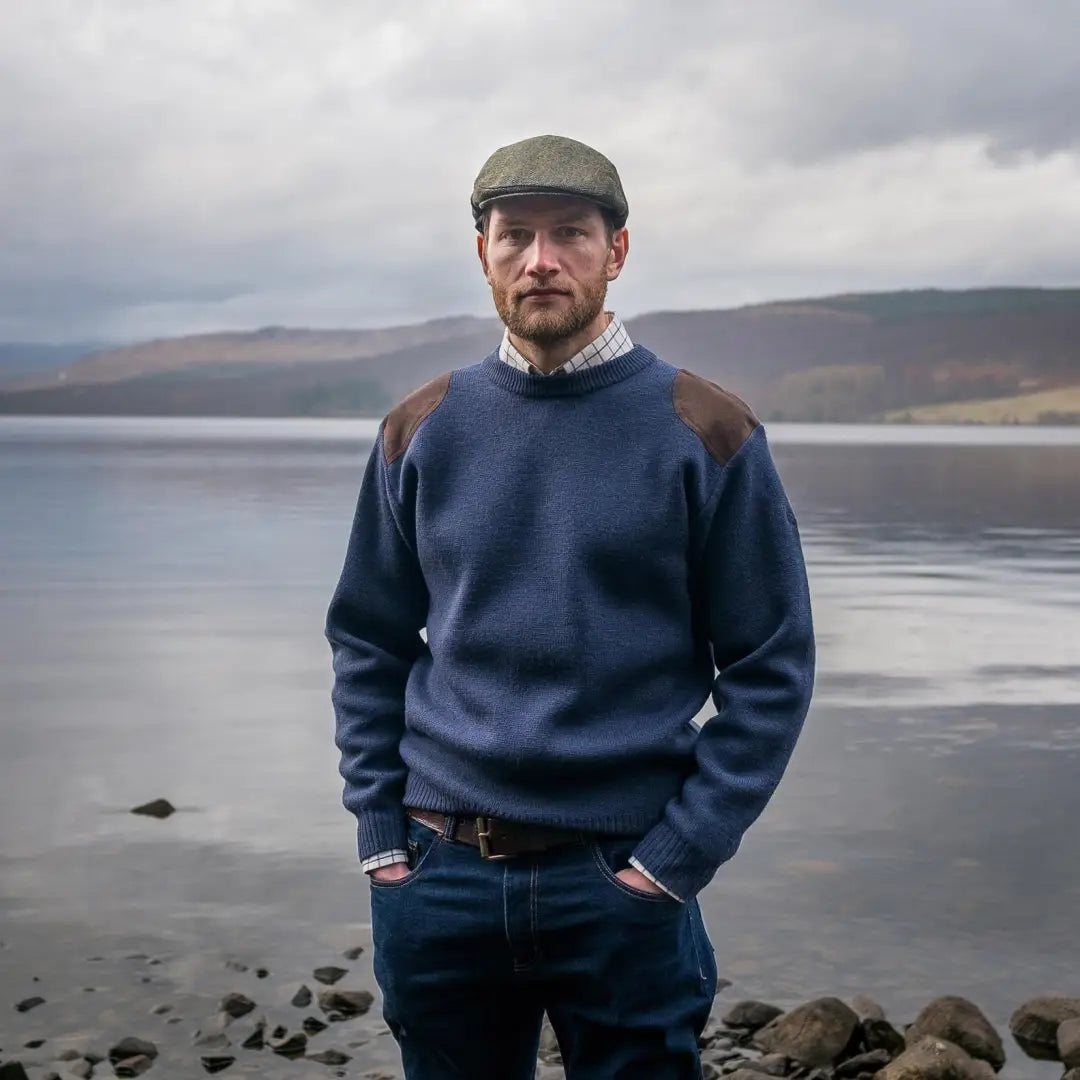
left=520, top=289, right=569, bottom=300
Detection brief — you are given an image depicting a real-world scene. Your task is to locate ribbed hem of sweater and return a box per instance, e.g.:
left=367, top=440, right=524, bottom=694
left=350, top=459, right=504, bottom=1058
left=480, top=345, right=656, bottom=397
left=402, top=773, right=663, bottom=836
left=355, top=809, right=408, bottom=862
left=630, top=818, right=740, bottom=901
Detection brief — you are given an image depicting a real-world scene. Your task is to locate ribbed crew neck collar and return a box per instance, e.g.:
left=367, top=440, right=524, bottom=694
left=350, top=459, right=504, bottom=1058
left=481, top=345, right=655, bottom=397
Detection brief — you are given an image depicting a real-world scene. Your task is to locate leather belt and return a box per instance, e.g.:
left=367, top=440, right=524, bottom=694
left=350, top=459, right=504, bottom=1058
left=406, top=807, right=585, bottom=861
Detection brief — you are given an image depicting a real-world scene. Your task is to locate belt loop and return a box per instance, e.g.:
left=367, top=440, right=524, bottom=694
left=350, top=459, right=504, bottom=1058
left=441, top=814, right=456, bottom=841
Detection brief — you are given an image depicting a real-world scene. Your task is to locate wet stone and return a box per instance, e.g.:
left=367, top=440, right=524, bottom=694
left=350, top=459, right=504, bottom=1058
left=723, top=1001, right=785, bottom=1032
left=107, top=1037, right=158, bottom=1064
left=317, top=988, right=374, bottom=1020
left=268, top=1030, right=307, bottom=1058
left=219, top=991, right=256, bottom=1019
left=837, top=1049, right=893, bottom=1077
left=313, top=966, right=349, bottom=986
left=113, top=1055, right=154, bottom=1077
left=130, top=799, right=175, bottom=818
left=309, top=1049, right=351, bottom=1065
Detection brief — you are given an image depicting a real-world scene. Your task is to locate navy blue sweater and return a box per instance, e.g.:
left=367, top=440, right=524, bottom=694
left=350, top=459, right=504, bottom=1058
left=326, top=346, right=815, bottom=899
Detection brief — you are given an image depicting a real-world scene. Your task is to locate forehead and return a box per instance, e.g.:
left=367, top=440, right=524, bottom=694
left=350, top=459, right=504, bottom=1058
left=486, top=194, right=604, bottom=227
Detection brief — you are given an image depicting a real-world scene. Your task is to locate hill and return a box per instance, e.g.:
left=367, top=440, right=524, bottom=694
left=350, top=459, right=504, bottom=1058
left=1, top=288, right=1078, bottom=422
left=885, top=385, right=1080, bottom=425
left=0, top=342, right=113, bottom=381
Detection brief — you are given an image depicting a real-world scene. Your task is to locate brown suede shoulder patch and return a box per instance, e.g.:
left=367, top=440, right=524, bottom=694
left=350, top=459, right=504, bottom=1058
left=382, top=372, right=452, bottom=464
left=672, top=369, right=760, bottom=466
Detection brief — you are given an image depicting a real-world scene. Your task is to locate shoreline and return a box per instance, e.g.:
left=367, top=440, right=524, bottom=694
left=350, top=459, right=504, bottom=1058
left=3, top=926, right=1074, bottom=1080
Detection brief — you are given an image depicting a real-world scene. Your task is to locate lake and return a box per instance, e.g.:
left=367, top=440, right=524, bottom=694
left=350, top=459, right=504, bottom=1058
left=1, top=416, right=1079, bottom=1078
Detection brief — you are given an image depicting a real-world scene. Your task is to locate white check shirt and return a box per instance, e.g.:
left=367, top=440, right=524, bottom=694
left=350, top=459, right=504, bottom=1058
left=498, top=311, right=633, bottom=375
left=363, top=313, right=682, bottom=900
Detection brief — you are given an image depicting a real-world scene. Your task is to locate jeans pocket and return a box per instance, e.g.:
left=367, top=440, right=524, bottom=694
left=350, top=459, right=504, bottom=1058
left=589, top=836, right=678, bottom=905
left=689, top=898, right=718, bottom=995
left=369, top=817, right=442, bottom=891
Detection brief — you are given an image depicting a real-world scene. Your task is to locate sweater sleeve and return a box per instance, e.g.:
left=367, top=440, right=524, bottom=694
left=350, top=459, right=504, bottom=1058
left=631, top=425, right=815, bottom=899
left=325, top=428, right=430, bottom=862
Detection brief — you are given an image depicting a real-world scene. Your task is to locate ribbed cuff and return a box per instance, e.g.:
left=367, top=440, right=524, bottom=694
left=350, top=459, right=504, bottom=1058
left=355, top=810, right=409, bottom=863
left=630, top=818, right=739, bottom=901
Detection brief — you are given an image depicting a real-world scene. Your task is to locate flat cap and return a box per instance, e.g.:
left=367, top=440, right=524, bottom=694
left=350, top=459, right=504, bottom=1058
left=471, top=134, right=628, bottom=231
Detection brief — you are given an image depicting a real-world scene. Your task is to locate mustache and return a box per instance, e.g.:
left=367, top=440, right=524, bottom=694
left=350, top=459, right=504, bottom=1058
left=516, top=285, right=573, bottom=299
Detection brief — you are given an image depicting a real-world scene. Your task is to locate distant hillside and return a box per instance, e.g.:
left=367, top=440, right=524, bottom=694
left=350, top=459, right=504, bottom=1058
left=1, top=317, right=499, bottom=392
left=2, top=288, right=1078, bottom=422
left=885, top=385, right=1080, bottom=425
left=0, top=342, right=112, bottom=381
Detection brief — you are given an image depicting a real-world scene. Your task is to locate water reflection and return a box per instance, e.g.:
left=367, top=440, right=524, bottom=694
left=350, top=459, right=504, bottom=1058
left=1, top=419, right=1078, bottom=1074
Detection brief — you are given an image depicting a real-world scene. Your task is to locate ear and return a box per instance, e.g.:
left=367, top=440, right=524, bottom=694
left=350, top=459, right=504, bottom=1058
left=605, top=227, right=629, bottom=282
left=477, top=232, right=492, bottom=282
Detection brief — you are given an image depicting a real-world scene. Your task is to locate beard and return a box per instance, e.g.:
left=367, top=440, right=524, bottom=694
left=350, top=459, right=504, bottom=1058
left=492, top=274, right=608, bottom=346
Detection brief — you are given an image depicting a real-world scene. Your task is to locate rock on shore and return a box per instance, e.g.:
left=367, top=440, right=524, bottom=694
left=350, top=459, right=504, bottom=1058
left=6, top=951, right=1080, bottom=1080
left=1010, top=997, right=1080, bottom=1061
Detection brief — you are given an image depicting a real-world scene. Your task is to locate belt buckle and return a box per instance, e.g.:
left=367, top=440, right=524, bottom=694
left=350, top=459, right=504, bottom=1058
left=475, top=816, right=512, bottom=860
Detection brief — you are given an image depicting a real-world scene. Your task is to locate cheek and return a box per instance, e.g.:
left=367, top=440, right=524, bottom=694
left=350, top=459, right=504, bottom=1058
left=489, top=257, right=524, bottom=285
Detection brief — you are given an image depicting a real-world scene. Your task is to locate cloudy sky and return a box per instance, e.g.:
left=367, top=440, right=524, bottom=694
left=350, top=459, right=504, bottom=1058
left=3, top=0, right=1080, bottom=343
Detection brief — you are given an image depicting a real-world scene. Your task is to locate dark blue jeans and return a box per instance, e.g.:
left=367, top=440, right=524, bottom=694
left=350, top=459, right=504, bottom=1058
left=370, top=815, right=718, bottom=1079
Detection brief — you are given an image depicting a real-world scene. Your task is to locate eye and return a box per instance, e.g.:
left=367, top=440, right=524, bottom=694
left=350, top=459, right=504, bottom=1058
left=557, top=226, right=585, bottom=238
left=500, top=228, right=528, bottom=243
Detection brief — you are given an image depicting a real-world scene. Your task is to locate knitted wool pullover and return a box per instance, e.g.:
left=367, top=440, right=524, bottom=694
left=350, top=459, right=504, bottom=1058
left=325, top=345, right=815, bottom=900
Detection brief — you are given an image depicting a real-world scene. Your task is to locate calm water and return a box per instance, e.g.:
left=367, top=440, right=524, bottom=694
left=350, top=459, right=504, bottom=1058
left=1, top=416, right=1079, bottom=1076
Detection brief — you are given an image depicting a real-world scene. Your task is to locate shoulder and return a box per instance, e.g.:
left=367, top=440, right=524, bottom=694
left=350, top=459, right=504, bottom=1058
left=381, top=371, right=453, bottom=464
left=671, top=368, right=760, bottom=467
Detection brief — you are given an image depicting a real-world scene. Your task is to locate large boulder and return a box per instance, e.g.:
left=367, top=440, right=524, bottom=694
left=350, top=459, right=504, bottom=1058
left=905, top=995, right=1005, bottom=1071
left=879, top=1036, right=996, bottom=1080
left=754, top=997, right=860, bottom=1068
left=1009, top=997, right=1080, bottom=1061
left=850, top=995, right=887, bottom=1022
left=1059, top=1017, right=1080, bottom=1069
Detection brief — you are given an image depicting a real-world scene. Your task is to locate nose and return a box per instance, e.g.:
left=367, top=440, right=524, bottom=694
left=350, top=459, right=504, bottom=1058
left=524, top=232, right=560, bottom=277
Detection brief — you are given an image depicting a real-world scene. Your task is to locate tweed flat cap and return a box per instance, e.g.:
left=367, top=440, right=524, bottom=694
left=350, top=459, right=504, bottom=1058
left=471, top=134, right=628, bottom=231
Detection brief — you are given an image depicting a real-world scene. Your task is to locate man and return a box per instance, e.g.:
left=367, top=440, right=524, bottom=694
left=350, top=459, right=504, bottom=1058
left=326, top=134, right=815, bottom=1079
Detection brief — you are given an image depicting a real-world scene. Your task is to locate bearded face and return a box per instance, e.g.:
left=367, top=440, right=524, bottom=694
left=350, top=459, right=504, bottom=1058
left=479, top=195, right=626, bottom=357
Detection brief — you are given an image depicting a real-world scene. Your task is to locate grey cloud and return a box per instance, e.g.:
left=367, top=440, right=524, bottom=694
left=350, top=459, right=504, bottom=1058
left=0, top=0, right=1078, bottom=342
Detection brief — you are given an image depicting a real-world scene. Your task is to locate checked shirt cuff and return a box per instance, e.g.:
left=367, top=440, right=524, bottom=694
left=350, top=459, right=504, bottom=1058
left=361, top=849, right=408, bottom=874
left=629, top=856, right=684, bottom=902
